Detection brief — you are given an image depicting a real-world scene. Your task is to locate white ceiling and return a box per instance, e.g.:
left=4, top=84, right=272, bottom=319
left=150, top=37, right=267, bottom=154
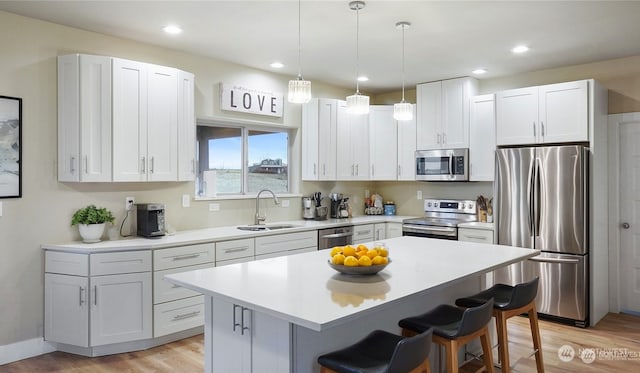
left=2, top=1, right=640, bottom=93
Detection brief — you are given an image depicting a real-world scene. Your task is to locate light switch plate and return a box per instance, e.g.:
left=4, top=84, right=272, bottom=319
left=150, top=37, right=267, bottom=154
left=417, top=190, right=422, bottom=200
left=281, top=199, right=290, bottom=208
left=182, top=194, right=190, bottom=208
left=209, top=203, right=220, bottom=212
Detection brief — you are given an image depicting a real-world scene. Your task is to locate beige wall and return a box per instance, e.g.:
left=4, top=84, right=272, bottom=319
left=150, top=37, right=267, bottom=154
left=3, top=8, right=640, bottom=348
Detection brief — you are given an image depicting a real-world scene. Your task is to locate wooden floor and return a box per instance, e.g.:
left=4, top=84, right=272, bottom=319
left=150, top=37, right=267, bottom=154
left=3, top=312, right=640, bottom=372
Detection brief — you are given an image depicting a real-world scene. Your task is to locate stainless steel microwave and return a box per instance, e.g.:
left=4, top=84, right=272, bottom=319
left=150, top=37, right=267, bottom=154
left=415, top=148, right=469, bottom=181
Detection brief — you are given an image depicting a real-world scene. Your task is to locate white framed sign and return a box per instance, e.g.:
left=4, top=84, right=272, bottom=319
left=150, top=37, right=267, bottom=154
left=220, top=83, right=283, bottom=118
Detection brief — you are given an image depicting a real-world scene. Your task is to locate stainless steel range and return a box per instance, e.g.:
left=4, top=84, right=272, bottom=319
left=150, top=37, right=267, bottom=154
left=402, top=199, right=477, bottom=240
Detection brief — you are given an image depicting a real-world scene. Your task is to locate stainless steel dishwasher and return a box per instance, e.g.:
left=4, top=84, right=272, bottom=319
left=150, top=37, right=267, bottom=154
left=317, top=225, right=354, bottom=250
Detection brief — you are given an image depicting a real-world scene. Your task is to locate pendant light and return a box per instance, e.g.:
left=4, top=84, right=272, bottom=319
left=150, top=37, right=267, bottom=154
left=287, top=0, right=311, bottom=103
left=346, top=0, right=369, bottom=115
left=393, top=21, right=413, bottom=121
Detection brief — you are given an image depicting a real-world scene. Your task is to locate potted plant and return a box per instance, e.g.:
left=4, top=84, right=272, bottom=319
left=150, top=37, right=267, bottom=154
left=71, top=205, right=115, bottom=243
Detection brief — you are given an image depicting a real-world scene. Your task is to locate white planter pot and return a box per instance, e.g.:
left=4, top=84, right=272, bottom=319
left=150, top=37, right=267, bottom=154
left=78, top=223, right=106, bottom=243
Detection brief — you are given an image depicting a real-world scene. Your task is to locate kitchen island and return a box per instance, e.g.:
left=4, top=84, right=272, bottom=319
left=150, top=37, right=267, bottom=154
left=166, top=236, right=539, bottom=373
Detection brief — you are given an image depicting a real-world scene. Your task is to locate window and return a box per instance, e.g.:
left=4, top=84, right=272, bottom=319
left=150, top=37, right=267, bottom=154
left=196, top=124, right=289, bottom=197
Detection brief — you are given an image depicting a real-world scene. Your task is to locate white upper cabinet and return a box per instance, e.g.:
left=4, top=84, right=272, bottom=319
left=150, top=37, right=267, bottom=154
left=58, top=54, right=194, bottom=182
left=397, top=105, right=417, bottom=181
left=369, top=106, right=398, bottom=181
left=302, top=99, right=337, bottom=180
left=178, top=71, right=196, bottom=181
left=57, top=54, right=112, bottom=182
left=336, top=101, right=369, bottom=180
left=146, top=64, right=178, bottom=181
left=416, top=77, right=478, bottom=150
left=496, top=80, right=588, bottom=145
left=469, top=94, right=496, bottom=181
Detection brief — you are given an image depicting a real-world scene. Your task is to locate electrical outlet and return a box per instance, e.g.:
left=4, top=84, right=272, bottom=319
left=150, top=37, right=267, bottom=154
left=125, top=197, right=135, bottom=211
left=281, top=199, right=290, bottom=208
left=365, top=189, right=370, bottom=198
left=416, top=190, right=422, bottom=200
left=182, top=194, right=190, bottom=208
left=209, top=203, right=220, bottom=212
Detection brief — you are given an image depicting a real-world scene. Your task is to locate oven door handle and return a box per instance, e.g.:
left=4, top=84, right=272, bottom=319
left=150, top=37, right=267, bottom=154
left=403, top=225, right=456, bottom=233
left=321, top=232, right=353, bottom=239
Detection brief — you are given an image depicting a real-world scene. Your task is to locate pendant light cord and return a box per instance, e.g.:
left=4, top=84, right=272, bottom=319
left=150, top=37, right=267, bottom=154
left=355, top=3, right=360, bottom=94
left=401, top=24, right=406, bottom=102
left=297, top=0, right=302, bottom=80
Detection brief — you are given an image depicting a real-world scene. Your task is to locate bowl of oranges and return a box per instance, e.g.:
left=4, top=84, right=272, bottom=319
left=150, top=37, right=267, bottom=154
left=328, top=243, right=390, bottom=275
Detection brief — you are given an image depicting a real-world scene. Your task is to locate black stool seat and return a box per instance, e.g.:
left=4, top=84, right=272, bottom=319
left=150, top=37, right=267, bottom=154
left=399, top=300, right=494, bottom=339
left=317, top=329, right=433, bottom=373
left=455, top=277, right=539, bottom=311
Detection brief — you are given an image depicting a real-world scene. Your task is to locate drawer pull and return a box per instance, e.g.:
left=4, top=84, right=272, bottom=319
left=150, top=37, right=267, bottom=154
left=172, top=310, right=201, bottom=321
left=464, top=235, right=489, bottom=240
left=172, top=254, right=200, bottom=261
left=225, top=247, right=248, bottom=254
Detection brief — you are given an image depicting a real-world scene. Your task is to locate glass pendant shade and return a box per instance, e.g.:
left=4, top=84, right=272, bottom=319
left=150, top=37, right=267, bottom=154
left=393, top=101, right=413, bottom=120
left=288, top=78, right=311, bottom=103
left=346, top=92, right=370, bottom=115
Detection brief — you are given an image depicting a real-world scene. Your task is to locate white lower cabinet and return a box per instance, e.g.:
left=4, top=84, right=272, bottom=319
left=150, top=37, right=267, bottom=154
left=44, top=250, right=152, bottom=348
left=255, top=230, right=317, bottom=258
left=458, top=228, right=494, bottom=244
left=385, top=222, right=403, bottom=239
left=210, top=297, right=290, bottom=373
left=353, top=224, right=375, bottom=244
left=374, top=223, right=386, bottom=241
left=154, top=295, right=205, bottom=338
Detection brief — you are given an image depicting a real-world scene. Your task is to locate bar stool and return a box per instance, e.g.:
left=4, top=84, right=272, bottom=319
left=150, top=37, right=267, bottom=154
left=398, top=299, right=495, bottom=373
left=455, top=277, right=544, bottom=373
left=317, top=328, right=433, bottom=373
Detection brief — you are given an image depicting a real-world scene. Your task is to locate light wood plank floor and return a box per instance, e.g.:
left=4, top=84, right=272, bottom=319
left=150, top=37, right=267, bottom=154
left=3, top=312, right=639, bottom=372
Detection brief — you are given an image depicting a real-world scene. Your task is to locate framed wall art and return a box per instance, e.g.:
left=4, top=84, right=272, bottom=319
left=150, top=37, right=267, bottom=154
left=0, top=95, right=22, bottom=198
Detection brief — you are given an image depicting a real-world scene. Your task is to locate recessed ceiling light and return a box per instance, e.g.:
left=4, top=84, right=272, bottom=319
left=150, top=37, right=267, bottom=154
left=472, top=68, right=487, bottom=75
left=511, top=45, right=529, bottom=54
left=357, top=76, right=369, bottom=82
left=270, top=62, right=284, bottom=68
left=162, top=25, right=183, bottom=35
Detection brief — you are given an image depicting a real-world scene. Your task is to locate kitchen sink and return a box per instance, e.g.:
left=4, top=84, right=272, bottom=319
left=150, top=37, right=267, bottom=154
left=236, top=223, right=300, bottom=231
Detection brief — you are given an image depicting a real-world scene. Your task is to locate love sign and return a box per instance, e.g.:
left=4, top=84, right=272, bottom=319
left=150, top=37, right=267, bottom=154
left=220, top=83, right=283, bottom=118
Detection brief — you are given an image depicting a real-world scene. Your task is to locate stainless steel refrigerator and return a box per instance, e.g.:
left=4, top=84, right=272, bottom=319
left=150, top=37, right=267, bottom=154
left=495, top=145, right=589, bottom=327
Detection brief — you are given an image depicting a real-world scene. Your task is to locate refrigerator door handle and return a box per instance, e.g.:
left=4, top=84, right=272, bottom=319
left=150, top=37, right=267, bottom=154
left=534, top=158, right=542, bottom=236
left=528, top=159, right=536, bottom=235
left=529, top=256, right=580, bottom=264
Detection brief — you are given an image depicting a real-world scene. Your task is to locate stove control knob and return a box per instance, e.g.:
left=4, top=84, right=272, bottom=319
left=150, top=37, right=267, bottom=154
left=461, top=204, right=465, bottom=209
left=427, top=202, right=432, bottom=207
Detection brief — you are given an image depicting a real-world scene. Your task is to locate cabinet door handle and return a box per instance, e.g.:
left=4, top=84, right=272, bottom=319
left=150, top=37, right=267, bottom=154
left=241, top=307, right=250, bottom=335
left=437, top=133, right=441, bottom=144
left=397, top=165, right=401, bottom=177
left=464, top=234, right=489, bottom=240
left=442, top=133, right=446, bottom=145
left=84, top=156, right=88, bottom=174
left=533, top=122, right=536, bottom=137
left=70, top=157, right=76, bottom=174
left=313, top=163, right=316, bottom=176
left=79, top=286, right=85, bottom=306
left=191, top=159, right=195, bottom=173
left=323, top=164, right=326, bottom=176
left=541, top=121, right=545, bottom=137
left=232, top=304, right=241, bottom=332
left=355, top=164, right=359, bottom=176
left=141, top=157, right=146, bottom=173
left=151, top=157, right=155, bottom=174
left=93, top=285, right=97, bottom=306
left=351, top=164, right=354, bottom=176
left=224, top=247, right=248, bottom=254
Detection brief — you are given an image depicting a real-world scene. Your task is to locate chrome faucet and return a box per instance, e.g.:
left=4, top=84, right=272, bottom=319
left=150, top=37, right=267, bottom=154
left=255, top=189, right=279, bottom=225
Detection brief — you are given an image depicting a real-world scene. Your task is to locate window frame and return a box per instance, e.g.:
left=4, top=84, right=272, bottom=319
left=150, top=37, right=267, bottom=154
left=195, top=118, right=296, bottom=200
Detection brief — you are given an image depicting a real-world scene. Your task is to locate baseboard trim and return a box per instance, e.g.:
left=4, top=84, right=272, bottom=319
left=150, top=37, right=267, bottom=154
left=0, top=337, right=56, bottom=365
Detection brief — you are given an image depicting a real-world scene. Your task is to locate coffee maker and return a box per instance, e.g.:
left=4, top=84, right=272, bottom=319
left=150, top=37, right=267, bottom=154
left=137, top=203, right=166, bottom=238
left=302, top=197, right=314, bottom=219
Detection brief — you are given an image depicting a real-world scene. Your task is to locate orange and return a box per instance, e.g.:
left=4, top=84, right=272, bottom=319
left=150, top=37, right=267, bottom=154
left=331, top=254, right=346, bottom=265
left=378, top=248, right=389, bottom=257
left=330, top=246, right=342, bottom=257
left=358, top=255, right=372, bottom=266
left=366, top=249, right=379, bottom=259
left=356, top=244, right=369, bottom=252
left=343, top=245, right=356, bottom=257
left=343, top=256, right=359, bottom=266
left=372, top=255, right=385, bottom=265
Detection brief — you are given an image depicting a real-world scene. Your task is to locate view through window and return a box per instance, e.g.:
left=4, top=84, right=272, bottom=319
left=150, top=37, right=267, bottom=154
left=196, top=125, right=289, bottom=196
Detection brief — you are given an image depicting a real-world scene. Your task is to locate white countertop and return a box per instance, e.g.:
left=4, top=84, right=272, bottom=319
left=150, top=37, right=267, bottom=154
left=165, top=236, right=539, bottom=332
left=42, top=215, right=414, bottom=253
